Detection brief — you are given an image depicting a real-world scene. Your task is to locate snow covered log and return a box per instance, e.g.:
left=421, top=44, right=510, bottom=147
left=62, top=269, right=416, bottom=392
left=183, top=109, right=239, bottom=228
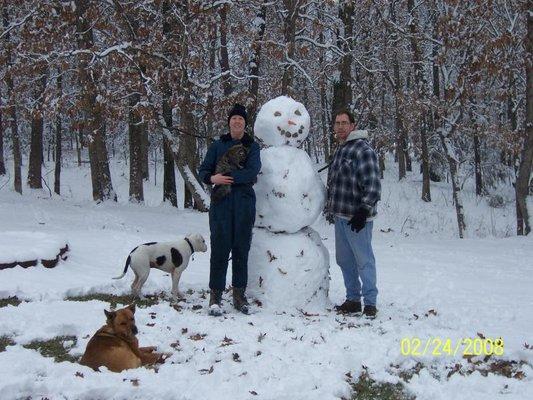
left=0, top=232, right=69, bottom=270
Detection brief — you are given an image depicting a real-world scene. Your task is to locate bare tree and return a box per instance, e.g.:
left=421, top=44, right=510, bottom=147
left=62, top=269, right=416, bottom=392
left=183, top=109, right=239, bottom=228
left=54, top=72, right=62, bottom=195
left=161, top=0, right=177, bottom=207
left=0, top=88, right=5, bottom=176
left=74, top=0, right=116, bottom=202
left=2, top=5, right=21, bottom=193
left=247, top=0, right=268, bottom=123
left=27, top=67, right=46, bottom=189
left=407, top=0, right=430, bottom=200
left=331, top=0, right=354, bottom=122
left=516, top=5, right=533, bottom=235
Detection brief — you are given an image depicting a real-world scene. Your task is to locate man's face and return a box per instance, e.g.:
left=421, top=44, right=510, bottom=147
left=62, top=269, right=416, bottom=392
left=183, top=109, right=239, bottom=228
left=229, top=115, right=246, bottom=139
left=334, top=113, right=355, bottom=142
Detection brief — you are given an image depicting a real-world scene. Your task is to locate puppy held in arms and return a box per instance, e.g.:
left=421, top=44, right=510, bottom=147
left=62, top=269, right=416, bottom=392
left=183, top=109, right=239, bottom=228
left=113, top=233, right=207, bottom=300
left=211, top=144, right=249, bottom=204
left=80, top=304, right=167, bottom=372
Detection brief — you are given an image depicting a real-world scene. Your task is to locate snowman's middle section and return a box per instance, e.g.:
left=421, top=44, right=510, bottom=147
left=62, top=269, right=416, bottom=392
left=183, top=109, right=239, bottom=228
left=254, top=146, right=326, bottom=234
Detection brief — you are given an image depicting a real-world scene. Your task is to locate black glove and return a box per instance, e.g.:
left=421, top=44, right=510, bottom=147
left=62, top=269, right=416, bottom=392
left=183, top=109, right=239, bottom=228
left=348, top=208, right=369, bottom=232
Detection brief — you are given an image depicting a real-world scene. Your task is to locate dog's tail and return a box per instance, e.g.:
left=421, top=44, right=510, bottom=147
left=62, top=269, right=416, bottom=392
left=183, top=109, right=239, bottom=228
left=113, top=255, right=131, bottom=280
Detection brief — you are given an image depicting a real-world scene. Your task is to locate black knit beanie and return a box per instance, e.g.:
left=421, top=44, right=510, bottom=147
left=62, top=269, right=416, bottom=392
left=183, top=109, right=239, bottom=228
left=227, top=103, right=248, bottom=126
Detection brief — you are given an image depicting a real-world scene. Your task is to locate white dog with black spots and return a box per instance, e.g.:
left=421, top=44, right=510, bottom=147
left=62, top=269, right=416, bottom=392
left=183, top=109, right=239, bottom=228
left=113, top=233, right=207, bottom=300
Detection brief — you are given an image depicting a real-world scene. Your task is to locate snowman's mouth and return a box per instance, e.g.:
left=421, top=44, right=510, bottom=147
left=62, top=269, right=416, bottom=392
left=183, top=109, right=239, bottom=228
left=277, top=125, right=305, bottom=139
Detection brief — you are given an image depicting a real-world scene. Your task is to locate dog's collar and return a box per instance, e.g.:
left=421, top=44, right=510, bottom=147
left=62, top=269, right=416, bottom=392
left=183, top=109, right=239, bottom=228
left=184, top=237, right=194, bottom=254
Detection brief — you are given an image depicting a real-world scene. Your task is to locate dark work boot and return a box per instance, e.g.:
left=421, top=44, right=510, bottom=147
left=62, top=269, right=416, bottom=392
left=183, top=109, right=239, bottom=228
left=363, top=305, right=377, bottom=319
left=208, top=289, right=223, bottom=316
left=334, top=300, right=362, bottom=314
left=232, top=287, right=249, bottom=314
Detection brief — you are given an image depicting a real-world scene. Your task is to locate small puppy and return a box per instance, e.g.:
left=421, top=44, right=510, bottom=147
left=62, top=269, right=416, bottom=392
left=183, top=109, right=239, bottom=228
left=113, top=233, right=207, bottom=299
left=80, top=304, right=166, bottom=372
left=212, top=144, right=249, bottom=204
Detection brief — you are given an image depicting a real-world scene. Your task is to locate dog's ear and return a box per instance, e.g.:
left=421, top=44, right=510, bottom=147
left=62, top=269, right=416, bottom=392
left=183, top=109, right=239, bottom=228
left=104, top=309, right=116, bottom=322
left=127, top=303, right=136, bottom=314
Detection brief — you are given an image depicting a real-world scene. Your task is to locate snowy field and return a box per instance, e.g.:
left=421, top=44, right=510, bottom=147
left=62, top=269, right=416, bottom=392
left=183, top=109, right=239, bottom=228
left=0, top=156, right=532, bottom=400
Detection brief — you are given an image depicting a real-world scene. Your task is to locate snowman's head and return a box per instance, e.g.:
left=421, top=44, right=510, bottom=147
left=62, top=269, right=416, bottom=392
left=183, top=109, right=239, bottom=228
left=254, top=96, right=310, bottom=147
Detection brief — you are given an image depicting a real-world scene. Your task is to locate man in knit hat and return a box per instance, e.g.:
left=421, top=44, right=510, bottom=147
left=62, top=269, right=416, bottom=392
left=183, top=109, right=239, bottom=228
left=198, top=103, right=261, bottom=315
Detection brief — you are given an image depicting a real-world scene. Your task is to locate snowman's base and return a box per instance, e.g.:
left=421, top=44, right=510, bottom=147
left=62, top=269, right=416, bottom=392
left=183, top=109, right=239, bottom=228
left=248, top=226, right=330, bottom=312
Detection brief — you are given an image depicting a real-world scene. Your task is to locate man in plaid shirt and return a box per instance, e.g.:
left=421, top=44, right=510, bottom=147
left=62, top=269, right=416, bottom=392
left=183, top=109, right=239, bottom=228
left=326, top=110, right=381, bottom=318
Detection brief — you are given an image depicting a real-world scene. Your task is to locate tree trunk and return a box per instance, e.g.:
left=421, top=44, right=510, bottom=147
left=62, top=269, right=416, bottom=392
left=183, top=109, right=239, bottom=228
left=281, top=0, right=299, bottom=96
left=247, top=1, right=267, bottom=125
left=163, top=137, right=177, bottom=206
left=391, top=2, right=407, bottom=180
left=206, top=17, right=217, bottom=142
left=28, top=71, right=46, bottom=189
left=141, top=123, right=149, bottom=180
left=516, top=8, right=533, bottom=235
left=219, top=3, right=232, bottom=97
left=437, top=95, right=466, bottom=238
left=421, top=116, right=431, bottom=201
left=176, top=4, right=206, bottom=211
left=161, top=0, right=177, bottom=207
left=54, top=73, right=62, bottom=195
left=75, top=0, right=116, bottom=202
left=11, top=106, right=22, bottom=194
left=75, top=124, right=82, bottom=167
left=3, top=6, right=21, bottom=193
left=473, top=123, right=483, bottom=196
left=439, top=128, right=466, bottom=238
left=0, top=89, right=5, bottom=176
left=128, top=94, right=144, bottom=203
left=406, top=0, right=431, bottom=200
left=27, top=112, right=44, bottom=188
left=331, top=0, right=353, bottom=116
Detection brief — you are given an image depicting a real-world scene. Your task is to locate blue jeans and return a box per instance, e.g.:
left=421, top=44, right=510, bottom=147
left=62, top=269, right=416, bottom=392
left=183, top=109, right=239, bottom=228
left=334, top=217, right=378, bottom=306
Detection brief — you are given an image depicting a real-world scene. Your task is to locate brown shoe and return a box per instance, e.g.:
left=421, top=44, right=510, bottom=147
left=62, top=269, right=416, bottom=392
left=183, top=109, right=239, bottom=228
left=334, top=300, right=362, bottom=314
left=232, top=287, right=249, bottom=314
left=208, top=289, right=223, bottom=316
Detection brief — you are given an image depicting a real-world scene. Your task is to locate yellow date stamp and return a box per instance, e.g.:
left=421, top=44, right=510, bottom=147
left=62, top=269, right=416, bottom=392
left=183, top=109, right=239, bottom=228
left=400, top=337, right=504, bottom=357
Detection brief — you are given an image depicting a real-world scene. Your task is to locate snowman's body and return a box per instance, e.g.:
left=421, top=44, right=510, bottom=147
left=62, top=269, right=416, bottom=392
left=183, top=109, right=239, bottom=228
left=248, top=96, right=330, bottom=311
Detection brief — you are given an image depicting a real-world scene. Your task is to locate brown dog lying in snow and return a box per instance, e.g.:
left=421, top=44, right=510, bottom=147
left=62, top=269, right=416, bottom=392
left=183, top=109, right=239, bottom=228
left=80, top=304, right=167, bottom=372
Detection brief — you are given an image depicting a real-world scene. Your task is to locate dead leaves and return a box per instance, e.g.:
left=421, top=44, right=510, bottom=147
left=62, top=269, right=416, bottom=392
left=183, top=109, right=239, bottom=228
left=413, top=308, right=438, bottom=320
left=170, top=340, right=181, bottom=350
left=189, top=333, right=207, bottom=341
left=123, top=378, right=140, bottom=386
left=199, top=365, right=214, bottom=375
left=257, top=332, right=267, bottom=343
left=220, top=336, right=235, bottom=347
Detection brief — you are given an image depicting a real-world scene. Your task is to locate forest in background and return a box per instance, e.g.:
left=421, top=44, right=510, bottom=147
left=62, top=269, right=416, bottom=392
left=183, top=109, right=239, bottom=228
left=0, top=0, right=531, bottom=237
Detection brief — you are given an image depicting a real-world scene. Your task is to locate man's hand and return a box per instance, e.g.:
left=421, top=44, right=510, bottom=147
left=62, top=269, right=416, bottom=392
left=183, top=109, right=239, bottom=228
left=211, top=174, right=234, bottom=185
left=348, top=208, right=368, bottom=232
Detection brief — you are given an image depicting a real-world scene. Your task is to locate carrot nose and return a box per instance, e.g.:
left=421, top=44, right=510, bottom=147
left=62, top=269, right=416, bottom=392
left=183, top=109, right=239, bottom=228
left=288, top=120, right=297, bottom=126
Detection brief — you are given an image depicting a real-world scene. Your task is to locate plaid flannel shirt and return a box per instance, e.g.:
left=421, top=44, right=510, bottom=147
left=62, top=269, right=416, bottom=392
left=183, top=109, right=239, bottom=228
left=326, top=130, right=381, bottom=219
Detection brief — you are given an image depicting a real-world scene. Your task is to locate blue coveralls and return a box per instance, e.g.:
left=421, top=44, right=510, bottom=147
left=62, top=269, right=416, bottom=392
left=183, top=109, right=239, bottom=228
left=198, top=133, right=261, bottom=290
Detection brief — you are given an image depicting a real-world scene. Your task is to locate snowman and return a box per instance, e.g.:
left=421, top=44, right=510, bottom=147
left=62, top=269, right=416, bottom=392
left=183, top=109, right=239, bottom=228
left=248, top=96, right=330, bottom=311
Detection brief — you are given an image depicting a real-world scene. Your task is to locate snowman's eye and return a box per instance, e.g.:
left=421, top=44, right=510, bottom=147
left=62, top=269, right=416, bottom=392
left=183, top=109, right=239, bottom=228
left=274, top=111, right=282, bottom=117
left=294, top=109, right=302, bottom=116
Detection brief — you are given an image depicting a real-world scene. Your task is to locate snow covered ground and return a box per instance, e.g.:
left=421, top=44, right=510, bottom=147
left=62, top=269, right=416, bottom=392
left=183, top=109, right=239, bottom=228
left=0, top=156, right=532, bottom=400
